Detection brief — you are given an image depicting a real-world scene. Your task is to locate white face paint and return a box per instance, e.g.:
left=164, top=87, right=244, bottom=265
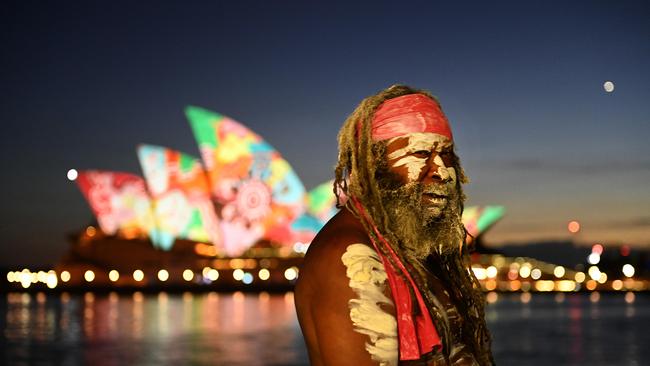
left=385, top=132, right=457, bottom=217
left=386, top=132, right=455, bottom=183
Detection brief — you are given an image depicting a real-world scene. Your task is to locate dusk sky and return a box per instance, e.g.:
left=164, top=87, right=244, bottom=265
left=1, top=1, right=648, bottom=267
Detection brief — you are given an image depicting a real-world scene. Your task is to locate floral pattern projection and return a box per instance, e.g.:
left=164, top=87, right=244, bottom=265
left=186, top=106, right=307, bottom=256
left=136, top=144, right=221, bottom=251
left=75, top=171, right=161, bottom=246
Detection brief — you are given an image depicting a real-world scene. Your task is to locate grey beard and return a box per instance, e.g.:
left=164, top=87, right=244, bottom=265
left=379, top=182, right=465, bottom=260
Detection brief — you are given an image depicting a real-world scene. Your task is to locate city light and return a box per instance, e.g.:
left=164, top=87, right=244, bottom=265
left=519, top=264, right=531, bottom=278
left=242, top=272, right=253, bottom=284
left=258, top=268, right=270, bottom=281
left=553, top=266, right=565, bottom=278
left=84, top=270, right=95, bottom=282
left=109, top=270, right=119, bottom=282
left=46, top=271, right=57, bottom=289
left=587, top=252, right=600, bottom=265
left=206, top=269, right=219, bottom=281
left=157, top=269, right=169, bottom=282
left=530, top=268, right=542, bottom=280
left=486, top=266, right=498, bottom=279
left=575, top=272, right=586, bottom=283
left=67, top=168, right=78, bottom=181
left=284, top=267, right=298, bottom=281
left=592, top=244, right=604, bottom=255
left=86, top=226, right=97, bottom=237
left=622, top=264, right=635, bottom=278
left=182, top=269, right=194, bottom=281
left=567, top=220, right=580, bottom=233
left=603, top=80, right=615, bottom=93
left=588, top=266, right=601, bottom=281
left=534, top=280, right=554, bottom=292
left=60, top=271, right=71, bottom=282
left=556, top=280, right=576, bottom=292
left=612, top=280, right=623, bottom=291
left=133, top=270, right=144, bottom=282
left=233, top=269, right=245, bottom=281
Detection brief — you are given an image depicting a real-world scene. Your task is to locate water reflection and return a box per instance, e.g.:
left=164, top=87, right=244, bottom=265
left=2, top=292, right=648, bottom=365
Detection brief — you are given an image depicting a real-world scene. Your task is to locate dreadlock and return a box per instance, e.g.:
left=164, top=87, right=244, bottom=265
left=334, top=85, right=494, bottom=365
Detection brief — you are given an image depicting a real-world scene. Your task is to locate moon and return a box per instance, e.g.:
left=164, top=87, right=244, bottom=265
left=603, top=81, right=615, bottom=93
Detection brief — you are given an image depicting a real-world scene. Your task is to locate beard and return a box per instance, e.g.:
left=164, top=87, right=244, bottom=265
left=375, top=176, right=465, bottom=260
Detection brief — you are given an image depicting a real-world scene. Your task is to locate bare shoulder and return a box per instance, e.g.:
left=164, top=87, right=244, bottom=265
left=294, top=208, right=385, bottom=366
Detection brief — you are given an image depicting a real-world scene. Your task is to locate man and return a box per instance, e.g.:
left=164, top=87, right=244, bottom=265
left=295, top=85, right=494, bottom=365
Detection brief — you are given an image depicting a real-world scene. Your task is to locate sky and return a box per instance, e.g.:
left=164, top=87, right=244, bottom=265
left=1, top=0, right=648, bottom=267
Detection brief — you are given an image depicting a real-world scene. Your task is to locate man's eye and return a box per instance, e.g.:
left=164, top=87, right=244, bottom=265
left=413, top=150, right=431, bottom=157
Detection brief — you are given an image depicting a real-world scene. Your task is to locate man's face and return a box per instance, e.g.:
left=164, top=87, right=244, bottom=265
left=383, top=132, right=457, bottom=219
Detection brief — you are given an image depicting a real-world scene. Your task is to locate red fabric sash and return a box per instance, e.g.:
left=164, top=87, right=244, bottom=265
left=351, top=197, right=442, bottom=360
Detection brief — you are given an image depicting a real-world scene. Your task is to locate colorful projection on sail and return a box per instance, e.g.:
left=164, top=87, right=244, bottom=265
left=306, top=180, right=341, bottom=223
left=462, top=206, right=505, bottom=238
left=186, top=106, right=306, bottom=256
left=75, top=170, right=158, bottom=242
left=137, top=144, right=221, bottom=251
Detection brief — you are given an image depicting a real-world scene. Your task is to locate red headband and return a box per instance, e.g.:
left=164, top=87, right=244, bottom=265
left=370, top=94, right=453, bottom=141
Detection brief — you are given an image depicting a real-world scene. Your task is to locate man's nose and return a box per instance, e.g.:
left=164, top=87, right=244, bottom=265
left=423, top=154, right=451, bottom=183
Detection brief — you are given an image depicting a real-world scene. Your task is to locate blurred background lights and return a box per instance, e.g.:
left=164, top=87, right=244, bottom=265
left=242, top=272, right=253, bottom=284
left=519, top=264, right=531, bottom=278
left=182, top=269, right=194, bottom=282
left=622, top=264, right=635, bottom=278
left=603, top=80, right=615, bottom=93
left=486, top=266, right=498, bottom=279
left=284, top=267, right=298, bottom=281
left=553, top=266, right=565, bottom=278
left=592, top=243, right=604, bottom=255
left=530, top=268, right=542, bottom=280
left=67, top=168, right=78, bottom=181
left=575, top=272, right=586, bottom=283
left=46, top=271, right=58, bottom=289
left=620, top=245, right=630, bottom=257
left=133, top=270, right=144, bottom=282
left=157, top=269, right=169, bottom=282
left=109, top=270, right=119, bottom=282
left=207, top=269, right=219, bottom=281
left=85, top=226, right=97, bottom=237
left=84, top=270, right=95, bottom=282
left=60, top=271, right=71, bottom=282
left=233, top=269, right=245, bottom=281
left=567, top=220, right=580, bottom=233
left=258, top=268, right=270, bottom=281
left=588, top=266, right=601, bottom=281
left=587, top=252, right=601, bottom=265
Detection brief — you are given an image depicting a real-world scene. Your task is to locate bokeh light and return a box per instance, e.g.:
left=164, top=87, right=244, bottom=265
left=109, top=270, right=119, bottom=282
left=567, top=220, right=580, bottom=233
left=622, top=264, right=635, bottom=278
left=84, top=270, right=95, bottom=282
left=67, top=169, right=78, bottom=181
left=133, top=270, right=144, bottom=282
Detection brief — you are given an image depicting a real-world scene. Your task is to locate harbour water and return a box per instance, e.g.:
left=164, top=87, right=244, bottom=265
left=1, top=291, right=648, bottom=365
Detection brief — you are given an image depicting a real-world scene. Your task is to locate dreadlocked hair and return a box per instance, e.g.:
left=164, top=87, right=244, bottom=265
left=333, top=84, right=494, bottom=365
